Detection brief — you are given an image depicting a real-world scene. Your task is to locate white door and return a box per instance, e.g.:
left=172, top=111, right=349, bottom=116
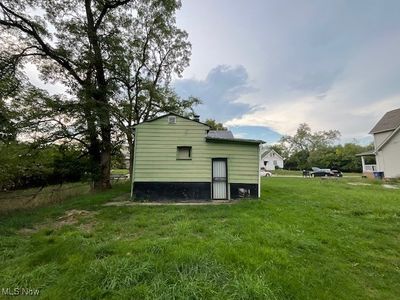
left=212, top=159, right=227, bottom=199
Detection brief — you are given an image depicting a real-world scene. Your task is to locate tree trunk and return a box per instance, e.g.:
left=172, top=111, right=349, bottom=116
left=98, top=108, right=112, bottom=190
left=85, top=0, right=112, bottom=190
left=81, top=93, right=103, bottom=190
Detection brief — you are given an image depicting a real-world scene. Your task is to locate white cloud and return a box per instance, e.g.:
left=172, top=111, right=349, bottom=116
left=226, top=90, right=400, bottom=141
left=226, top=31, right=400, bottom=140
left=177, top=0, right=400, bottom=143
left=24, top=63, right=67, bottom=95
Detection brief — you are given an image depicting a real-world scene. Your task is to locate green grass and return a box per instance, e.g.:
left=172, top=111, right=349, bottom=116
left=111, top=169, right=129, bottom=175
left=0, top=178, right=399, bottom=299
left=0, top=182, right=91, bottom=214
left=271, top=169, right=362, bottom=177
left=270, top=169, right=301, bottom=175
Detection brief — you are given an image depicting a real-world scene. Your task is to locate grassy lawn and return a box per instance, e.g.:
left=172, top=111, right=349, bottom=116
left=271, top=169, right=362, bottom=177
left=0, top=178, right=399, bottom=299
left=0, top=183, right=91, bottom=214
left=111, top=169, right=129, bottom=175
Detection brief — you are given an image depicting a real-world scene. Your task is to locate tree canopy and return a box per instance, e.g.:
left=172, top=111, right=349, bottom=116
left=205, top=119, right=227, bottom=131
left=277, top=123, right=371, bottom=172
left=0, top=0, right=196, bottom=189
left=280, top=123, right=340, bottom=155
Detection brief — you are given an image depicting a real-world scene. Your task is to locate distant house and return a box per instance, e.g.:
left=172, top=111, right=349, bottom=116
left=260, top=149, right=284, bottom=171
left=132, top=113, right=264, bottom=200
left=357, top=108, right=400, bottom=178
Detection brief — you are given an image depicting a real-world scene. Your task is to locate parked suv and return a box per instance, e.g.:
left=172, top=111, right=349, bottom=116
left=310, top=167, right=342, bottom=177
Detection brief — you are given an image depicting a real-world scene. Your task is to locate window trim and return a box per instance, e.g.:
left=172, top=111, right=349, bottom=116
left=176, top=146, right=192, bottom=160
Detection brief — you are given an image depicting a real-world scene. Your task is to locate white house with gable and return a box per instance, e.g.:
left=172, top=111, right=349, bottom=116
left=357, top=108, right=400, bottom=178
left=260, top=149, right=284, bottom=171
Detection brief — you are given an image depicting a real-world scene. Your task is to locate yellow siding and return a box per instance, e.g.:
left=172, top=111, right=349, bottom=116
left=133, top=116, right=259, bottom=184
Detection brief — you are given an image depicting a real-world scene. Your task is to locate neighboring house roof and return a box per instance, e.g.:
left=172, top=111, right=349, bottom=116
left=205, top=136, right=264, bottom=145
left=133, top=112, right=210, bottom=128
left=207, top=130, right=234, bottom=139
left=261, top=149, right=284, bottom=160
left=369, top=108, right=400, bottom=134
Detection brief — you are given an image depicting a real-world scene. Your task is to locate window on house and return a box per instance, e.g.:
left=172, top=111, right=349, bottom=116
left=177, top=146, right=192, bottom=160
left=273, top=160, right=278, bottom=166
left=168, top=116, right=176, bottom=124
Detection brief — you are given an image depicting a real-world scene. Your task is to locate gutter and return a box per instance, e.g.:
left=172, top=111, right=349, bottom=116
left=205, top=137, right=265, bottom=145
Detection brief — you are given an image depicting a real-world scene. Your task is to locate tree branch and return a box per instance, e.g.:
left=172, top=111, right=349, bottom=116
left=0, top=3, right=85, bottom=85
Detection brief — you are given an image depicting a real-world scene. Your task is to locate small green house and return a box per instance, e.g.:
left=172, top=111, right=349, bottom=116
left=132, top=113, right=263, bottom=200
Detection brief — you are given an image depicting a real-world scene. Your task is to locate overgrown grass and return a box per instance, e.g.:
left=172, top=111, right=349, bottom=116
left=0, top=178, right=399, bottom=299
left=0, top=182, right=91, bottom=214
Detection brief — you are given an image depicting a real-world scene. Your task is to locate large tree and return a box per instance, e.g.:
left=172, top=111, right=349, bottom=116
left=108, top=1, right=196, bottom=176
left=280, top=123, right=340, bottom=155
left=0, top=0, right=187, bottom=189
left=277, top=123, right=340, bottom=170
left=0, top=55, right=20, bottom=142
left=205, top=119, right=227, bottom=131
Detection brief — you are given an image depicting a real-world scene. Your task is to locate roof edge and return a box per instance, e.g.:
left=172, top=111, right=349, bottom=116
left=369, top=108, right=400, bottom=134
left=369, top=128, right=396, bottom=134
left=261, top=149, right=284, bottom=160
left=355, top=151, right=375, bottom=156
left=205, top=137, right=264, bottom=145
left=133, top=112, right=210, bottom=128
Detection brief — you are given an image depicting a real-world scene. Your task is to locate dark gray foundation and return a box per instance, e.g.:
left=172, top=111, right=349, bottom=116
left=134, top=182, right=211, bottom=201
left=134, top=182, right=259, bottom=201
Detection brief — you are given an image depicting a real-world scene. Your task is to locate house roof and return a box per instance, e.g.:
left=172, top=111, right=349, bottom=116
left=134, top=113, right=264, bottom=144
left=355, top=150, right=375, bottom=157
left=369, top=108, right=400, bottom=134
left=261, top=149, right=284, bottom=160
left=207, top=130, right=234, bottom=139
left=133, top=112, right=210, bottom=128
left=206, top=130, right=264, bottom=144
left=205, top=137, right=264, bottom=145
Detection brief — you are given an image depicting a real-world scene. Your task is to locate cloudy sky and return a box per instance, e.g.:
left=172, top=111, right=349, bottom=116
left=174, top=0, right=400, bottom=144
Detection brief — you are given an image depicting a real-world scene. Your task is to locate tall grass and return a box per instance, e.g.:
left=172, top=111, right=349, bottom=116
left=0, top=183, right=91, bottom=214
left=0, top=178, right=399, bottom=299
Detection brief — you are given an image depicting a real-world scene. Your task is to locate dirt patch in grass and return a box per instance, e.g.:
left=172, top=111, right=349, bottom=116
left=55, top=209, right=97, bottom=227
left=348, top=182, right=372, bottom=186
left=382, top=184, right=399, bottom=189
left=18, top=209, right=98, bottom=235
